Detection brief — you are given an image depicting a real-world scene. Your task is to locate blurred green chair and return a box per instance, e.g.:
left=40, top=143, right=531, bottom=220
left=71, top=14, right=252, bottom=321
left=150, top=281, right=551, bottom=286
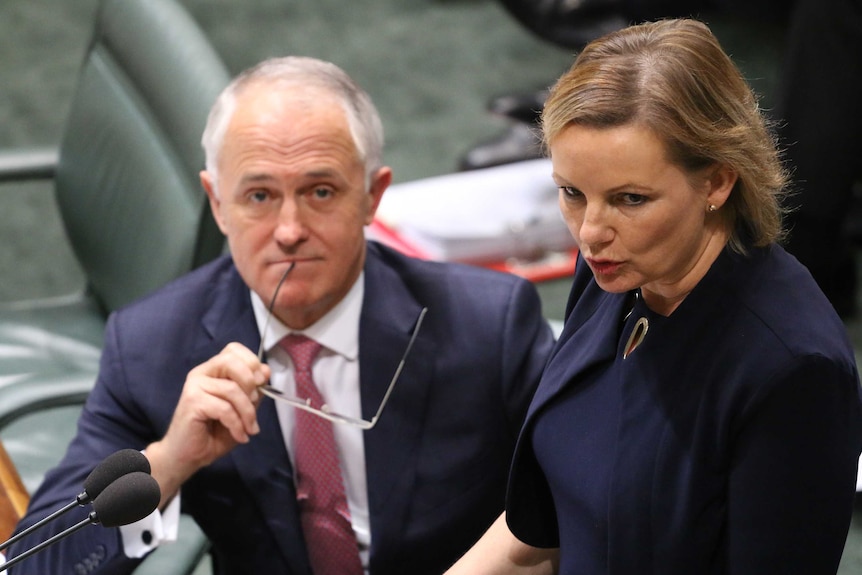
left=0, top=0, right=230, bottom=571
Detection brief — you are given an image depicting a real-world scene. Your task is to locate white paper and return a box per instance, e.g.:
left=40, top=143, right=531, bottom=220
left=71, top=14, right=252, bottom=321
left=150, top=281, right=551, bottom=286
left=372, top=159, right=576, bottom=263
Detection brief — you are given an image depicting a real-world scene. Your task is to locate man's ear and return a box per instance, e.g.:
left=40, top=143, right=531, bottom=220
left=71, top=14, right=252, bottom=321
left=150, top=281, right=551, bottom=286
left=364, top=166, right=392, bottom=225
left=200, top=170, right=228, bottom=235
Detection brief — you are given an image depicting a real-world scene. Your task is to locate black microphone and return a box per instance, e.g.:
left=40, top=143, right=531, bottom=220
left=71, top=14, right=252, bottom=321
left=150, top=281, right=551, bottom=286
left=80, top=449, right=151, bottom=506
left=0, top=449, right=150, bottom=553
left=90, top=471, right=161, bottom=528
left=1, top=471, right=161, bottom=572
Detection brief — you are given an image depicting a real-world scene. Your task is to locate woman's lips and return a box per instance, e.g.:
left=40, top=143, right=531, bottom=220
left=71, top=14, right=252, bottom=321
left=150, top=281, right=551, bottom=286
left=586, top=258, right=622, bottom=276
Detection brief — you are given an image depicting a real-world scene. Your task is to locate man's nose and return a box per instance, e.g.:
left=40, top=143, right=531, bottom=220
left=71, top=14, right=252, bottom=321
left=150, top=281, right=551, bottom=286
left=273, top=197, right=307, bottom=245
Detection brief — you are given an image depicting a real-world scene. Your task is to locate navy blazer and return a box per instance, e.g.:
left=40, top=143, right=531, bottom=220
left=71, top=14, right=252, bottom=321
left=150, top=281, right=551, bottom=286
left=9, top=241, right=554, bottom=575
left=507, top=244, right=862, bottom=574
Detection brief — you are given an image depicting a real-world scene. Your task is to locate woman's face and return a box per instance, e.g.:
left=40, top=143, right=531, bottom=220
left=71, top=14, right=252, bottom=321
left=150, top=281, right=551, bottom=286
left=550, top=123, right=734, bottom=314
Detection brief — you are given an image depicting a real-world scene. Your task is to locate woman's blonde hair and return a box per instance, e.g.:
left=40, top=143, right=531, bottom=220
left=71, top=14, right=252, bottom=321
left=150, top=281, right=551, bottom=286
left=542, top=18, right=788, bottom=253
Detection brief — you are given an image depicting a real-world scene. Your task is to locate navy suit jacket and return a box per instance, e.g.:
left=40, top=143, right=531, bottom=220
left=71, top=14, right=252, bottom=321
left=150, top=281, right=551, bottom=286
left=9, top=241, right=554, bottom=575
left=507, top=244, right=862, bottom=574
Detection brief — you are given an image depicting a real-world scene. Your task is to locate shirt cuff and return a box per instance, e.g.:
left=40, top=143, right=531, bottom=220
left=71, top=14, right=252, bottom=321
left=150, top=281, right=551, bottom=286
left=119, top=492, right=181, bottom=558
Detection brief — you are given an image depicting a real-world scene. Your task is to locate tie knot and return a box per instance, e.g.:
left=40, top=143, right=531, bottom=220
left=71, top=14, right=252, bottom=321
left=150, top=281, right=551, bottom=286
left=279, top=334, right=322, bottom=373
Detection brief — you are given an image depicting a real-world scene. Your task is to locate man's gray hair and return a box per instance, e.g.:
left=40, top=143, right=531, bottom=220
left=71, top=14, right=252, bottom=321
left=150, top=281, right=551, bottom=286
left=201, top=56, right=385, bottom=190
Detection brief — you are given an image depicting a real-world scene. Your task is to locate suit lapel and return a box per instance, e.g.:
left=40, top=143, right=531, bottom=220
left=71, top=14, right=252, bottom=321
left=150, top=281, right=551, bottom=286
left=360, top=248, right=435, bottom=560
left=199, top=263, right=308, bottom=571
left=231, top=402, right=308, bottom=571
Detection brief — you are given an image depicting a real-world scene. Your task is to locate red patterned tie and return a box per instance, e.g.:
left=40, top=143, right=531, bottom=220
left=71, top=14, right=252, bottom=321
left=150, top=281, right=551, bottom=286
left=279, top=334, right=363, bottom=575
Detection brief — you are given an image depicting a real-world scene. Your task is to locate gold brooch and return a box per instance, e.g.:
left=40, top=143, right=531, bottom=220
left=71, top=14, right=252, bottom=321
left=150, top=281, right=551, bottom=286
left=623, top=317, right=649, bottom=359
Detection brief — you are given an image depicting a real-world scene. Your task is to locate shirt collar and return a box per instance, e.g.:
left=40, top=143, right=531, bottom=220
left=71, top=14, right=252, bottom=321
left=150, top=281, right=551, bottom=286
left=251, top=272, right=363, bottom=361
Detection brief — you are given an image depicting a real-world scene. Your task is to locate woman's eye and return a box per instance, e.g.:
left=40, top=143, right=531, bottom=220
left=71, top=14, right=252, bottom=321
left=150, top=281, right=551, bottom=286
left=619, top=193, right=647, bottom=206
left=559, top=186, right=582, bottom=199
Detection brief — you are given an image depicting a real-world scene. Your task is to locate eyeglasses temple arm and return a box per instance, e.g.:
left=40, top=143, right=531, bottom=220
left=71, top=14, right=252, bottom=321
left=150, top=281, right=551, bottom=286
left=368, top=307, right=429, bottom=425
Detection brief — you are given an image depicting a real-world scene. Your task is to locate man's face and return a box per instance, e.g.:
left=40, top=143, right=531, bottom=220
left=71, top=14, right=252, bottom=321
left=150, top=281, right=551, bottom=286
left=201, top=84, right=390, bottom=329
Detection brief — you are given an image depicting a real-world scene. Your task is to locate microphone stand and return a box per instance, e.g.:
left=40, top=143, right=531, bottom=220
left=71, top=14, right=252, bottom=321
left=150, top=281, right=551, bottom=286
left=0, top=513, right=96, bottom=572
left=0, top=500, right=80, bottom=553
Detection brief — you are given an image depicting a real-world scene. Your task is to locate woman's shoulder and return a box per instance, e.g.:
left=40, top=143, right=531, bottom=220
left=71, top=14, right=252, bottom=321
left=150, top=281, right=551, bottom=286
left=715, top=244, right=856, bottom=377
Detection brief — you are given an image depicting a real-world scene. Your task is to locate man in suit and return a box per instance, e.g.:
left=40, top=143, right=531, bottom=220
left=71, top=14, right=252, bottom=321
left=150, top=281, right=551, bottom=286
left=7, top=57, right=554, bottom=574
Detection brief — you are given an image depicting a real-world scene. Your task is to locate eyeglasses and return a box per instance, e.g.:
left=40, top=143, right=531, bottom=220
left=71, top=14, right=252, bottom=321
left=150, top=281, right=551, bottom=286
left=256, top=263, right=427, bottom=429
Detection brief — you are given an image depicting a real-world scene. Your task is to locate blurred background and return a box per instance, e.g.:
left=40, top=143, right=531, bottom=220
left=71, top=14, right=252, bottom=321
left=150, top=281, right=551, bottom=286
left=0, top=0, right=785, bottom=308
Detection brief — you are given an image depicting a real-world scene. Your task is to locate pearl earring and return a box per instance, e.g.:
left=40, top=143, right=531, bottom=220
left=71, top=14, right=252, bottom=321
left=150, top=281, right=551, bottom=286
left=708, top=204, right=718, bottom=212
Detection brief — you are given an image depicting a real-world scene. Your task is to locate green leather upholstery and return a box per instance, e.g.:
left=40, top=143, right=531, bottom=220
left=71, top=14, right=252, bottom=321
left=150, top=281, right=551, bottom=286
left=0, top=0, right=230, bottom=412
left=58, top=0, right=228, bottom=314
left=0, top=0, right=229, bottom=571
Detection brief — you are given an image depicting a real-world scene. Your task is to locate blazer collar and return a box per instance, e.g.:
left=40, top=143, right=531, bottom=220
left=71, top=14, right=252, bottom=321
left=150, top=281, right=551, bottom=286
left=529, top=269, right=626, bottom=417
left=529, top=246, right=754, bottom=422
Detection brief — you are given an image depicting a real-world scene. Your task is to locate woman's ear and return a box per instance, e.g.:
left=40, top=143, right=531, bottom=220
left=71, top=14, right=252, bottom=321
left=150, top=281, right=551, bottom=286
left=705, top=164, right=737, bottom=210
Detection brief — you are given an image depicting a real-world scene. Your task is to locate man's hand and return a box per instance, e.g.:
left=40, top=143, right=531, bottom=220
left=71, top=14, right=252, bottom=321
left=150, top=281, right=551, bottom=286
left=145, top=343, right=270, bottom=508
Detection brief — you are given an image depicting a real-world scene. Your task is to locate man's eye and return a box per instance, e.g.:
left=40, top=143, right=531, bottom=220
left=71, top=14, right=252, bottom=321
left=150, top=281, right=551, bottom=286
left=312, top=187, right=333, bottom=199
left=250, top=190, right=269, bottom=203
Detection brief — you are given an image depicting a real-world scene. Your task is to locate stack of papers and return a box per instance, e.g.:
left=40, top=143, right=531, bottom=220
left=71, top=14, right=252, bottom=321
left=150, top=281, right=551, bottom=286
left=370, top=159, right=577, bottom=264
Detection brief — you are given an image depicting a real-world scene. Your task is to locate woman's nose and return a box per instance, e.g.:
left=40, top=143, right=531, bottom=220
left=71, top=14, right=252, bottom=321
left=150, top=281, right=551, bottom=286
left=576, top=204, right=613, bottom=248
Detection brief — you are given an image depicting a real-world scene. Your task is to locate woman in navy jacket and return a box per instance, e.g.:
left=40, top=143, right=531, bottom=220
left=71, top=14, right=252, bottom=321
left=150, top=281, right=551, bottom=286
left=447, top=18, right=862, bottom=575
